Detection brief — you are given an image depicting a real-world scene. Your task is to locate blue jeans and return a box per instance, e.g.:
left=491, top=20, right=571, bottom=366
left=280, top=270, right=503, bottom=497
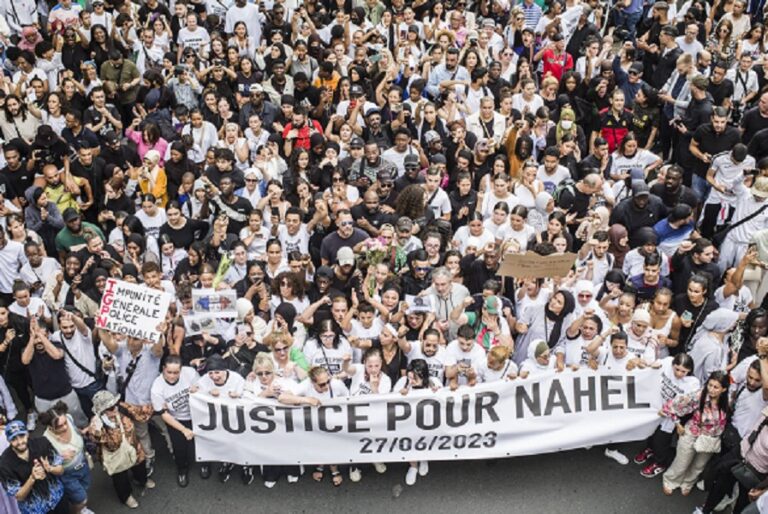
left=692, top=174, right=711, bottom=205
left=61, top=460, right=91, bottom=504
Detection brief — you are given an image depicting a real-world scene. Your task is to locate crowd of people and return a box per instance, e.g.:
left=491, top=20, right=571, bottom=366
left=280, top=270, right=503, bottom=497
left=1, top=0, right=768, bottom=511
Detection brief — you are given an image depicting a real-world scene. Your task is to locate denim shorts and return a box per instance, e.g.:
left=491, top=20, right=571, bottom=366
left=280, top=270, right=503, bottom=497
left=61, top=462, right=91, bottom=504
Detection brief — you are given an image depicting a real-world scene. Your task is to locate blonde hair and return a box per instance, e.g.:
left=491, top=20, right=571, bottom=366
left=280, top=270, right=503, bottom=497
left=251, top=352, right=275, bottom=373
left=542, top=77, right=559, bottom=90
left=263, top=332, right=293, bottom=350
left=488, top=345, right=511, bottom=365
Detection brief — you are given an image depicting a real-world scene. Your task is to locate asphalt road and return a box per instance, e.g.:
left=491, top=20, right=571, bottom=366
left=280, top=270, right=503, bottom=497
left=85, top=438, right=707, bottom=514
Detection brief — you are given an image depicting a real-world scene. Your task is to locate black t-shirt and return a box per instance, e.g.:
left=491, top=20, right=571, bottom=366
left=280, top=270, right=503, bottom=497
left=372, top=339, right=408, bottom=385
left=159, top=219, right=210, bottom=250
left=673, top=293, right=719, bottom=355
left=28, top=345, right=72, bottom=400
left=0, top=438, right=64, bottom=511
left=558, top=186, right=591, bottom=219
left=0, top=164, right=33, bottom=202
left=84, top=104, right=122, bottom=137
left=691, top=125, right=741, bottom=177
left=708, top=79, right=734, bottom=107
left=741, top=107, right=768, bottom=144
left=349, top=205, right=397, bottom=232
left=203, top=166, right=245, bottom=190
left=209, top=196, right=252, bottom=235
left=649, top=183, right=700, bottom=210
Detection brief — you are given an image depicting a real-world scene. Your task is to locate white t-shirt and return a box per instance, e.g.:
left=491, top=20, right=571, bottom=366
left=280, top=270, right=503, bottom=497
left=278, top=224, right=311, bottom=256
left=556, top=335, right=595, bottom=367
left=596, top=346, right=632, bottom=371
left=426, top=188, right=451, bottom=218
left=511, top=93, right=544, bottom=115
left=730, top=356, right=768, bottom=437
left=303, top=338, right=353, bottom=376
left=476, top=359, right=518, bottom=383
left=150, top=366, right=199, bottom=421
left=349, top=318, right=384, bottom=364
left=452, top=226, right=496, bottom=253
left=9, top=298, right=51, bottom=320
left=113, top=342, right=161, bottom=405
left=706, top=153, right=756, bottom=204
left=536, top=165, right=571, bottom=194
left=52, top=327, right=96, bottom=389
left=714, top=285, right=753, bottom=313
left=348, top=365, right=393, bottom=395
left=135, top=208, right=167, bottom=241
left=519, top=357, right=556, bottom=377
left=195, top=371, right=245, bottom=397
left=177, top=26, right=211, bottom=53
left=626, top=330, right=658, bottom=363
left=291, top=377, right=349, bottom=399
left=609, top=150, right=658, bottom=181
left=406, top=344, right=449, bottom=384
left=496, top=224, right=536, bottom=251
left=445, top=340, right=486, bottom=385
left=658, top=356, right=700, bottom=432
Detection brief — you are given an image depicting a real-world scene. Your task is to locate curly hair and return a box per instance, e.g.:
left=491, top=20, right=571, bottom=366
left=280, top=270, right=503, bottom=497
left=271, top=271, right=306, bottom=298
left=395, top=184, right=427, bottom=220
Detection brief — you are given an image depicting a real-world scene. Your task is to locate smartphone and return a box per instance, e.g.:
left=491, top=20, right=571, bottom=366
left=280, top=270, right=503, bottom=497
left=682, top=311, right=693, bottom=322
left=271, top=206, right=279, bottom=217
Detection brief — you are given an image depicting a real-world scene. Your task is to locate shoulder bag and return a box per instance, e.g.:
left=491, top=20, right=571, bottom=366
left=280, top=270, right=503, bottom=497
left=102, top=416, right=138, bottom=476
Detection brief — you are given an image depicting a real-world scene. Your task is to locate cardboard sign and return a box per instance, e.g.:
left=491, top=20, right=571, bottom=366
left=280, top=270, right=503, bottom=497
left=497, top=252, right=577, bottom=279
left=95, top=279, right=172, bottom=342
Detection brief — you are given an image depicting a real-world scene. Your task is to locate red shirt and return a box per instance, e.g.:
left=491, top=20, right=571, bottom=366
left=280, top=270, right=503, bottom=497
left=282, top=119, right=323, bottom=150
left=541, top=49, right=573, bottom=82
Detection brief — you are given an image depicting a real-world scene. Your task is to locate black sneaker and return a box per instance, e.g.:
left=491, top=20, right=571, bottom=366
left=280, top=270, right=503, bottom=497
left=177, top=472, right=189, bottom=488
left=200, top=465, right=211, bottom=480
left=219, top=463, right=233, bottom=483
left=242, top=466, right=255, bottom=485
left=146, top=458, right=155, bottom=478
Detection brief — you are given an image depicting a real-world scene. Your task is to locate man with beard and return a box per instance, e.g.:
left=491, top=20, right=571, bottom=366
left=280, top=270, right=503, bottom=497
left=426, top=47, right=469, bottom=99
left=460, top=243, right=502, bottom=295
left=577, top=137, right=612, bottom=179
left=688, top=107, right=741, bottom=202
left=282, top=106, right=321, bottom=156
left=401, top=249, right=433, bottom=295
left=375, top=170, right=398, bottom=210
left=83, top=86, right=123, bottom=138
left=0, top=420, right=67, bottom=514
left=650, top=164, right=699, bottom=209
left=0, top=142, right=32, bottom=206
left=351, top=190, right=396, bottom=237
left=319, top=209, right=368, bottom=266
left=394, top=154, right=425, bottom=193
left=238, top=84, right=278, bottom=131
left=206, top=176, right=252, bottom=235
left=21, top=318, right=88, bottom=427
left=61, top=109, right=100, bottom=154
left=54, top=208, right=105, bottom=259
left=263, top=61, right=294, bottom=108
left=98, top=130, right=141, bottom=171
left=610, top=182, right=668, bottom=247
left=355, top=108, right=392, bottom=149
left=69, top=142, right=105, bottom=222
left=348, top=140, right=397, bottom=190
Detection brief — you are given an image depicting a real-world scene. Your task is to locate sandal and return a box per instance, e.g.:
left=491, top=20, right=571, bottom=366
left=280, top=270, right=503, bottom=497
left=312, top=466, right=325, bottom=482
left=331, top=470, right=343, bottom=487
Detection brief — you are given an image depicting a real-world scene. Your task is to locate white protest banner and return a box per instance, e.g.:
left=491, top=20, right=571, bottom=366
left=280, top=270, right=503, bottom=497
left=191, top=369, right=662, bottom=465
left=95, top=278, right=172, bottom=343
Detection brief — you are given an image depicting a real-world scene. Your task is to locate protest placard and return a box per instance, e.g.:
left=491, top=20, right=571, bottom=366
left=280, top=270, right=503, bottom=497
left=95, top=278, right=172, bottom=342
left=192, top=289, right=238, bottom=318
left=497, top=252, right=577, bottom=279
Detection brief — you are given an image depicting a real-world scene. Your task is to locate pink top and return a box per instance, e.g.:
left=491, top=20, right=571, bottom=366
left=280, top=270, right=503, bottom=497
left=126, top=128, right=168, bottom=166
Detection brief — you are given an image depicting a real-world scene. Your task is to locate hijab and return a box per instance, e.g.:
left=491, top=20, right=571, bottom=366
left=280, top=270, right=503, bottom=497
left=274, top=302, right=297, bottom=334
left=688, top=308, right=739, bottom=350
left=608, top=224, right=629, bottom=268
left=544, top=290, right=575, bottom=348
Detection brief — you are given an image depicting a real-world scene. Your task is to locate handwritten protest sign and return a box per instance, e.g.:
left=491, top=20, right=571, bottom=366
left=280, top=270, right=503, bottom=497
left=95, top=278, right=172, bottom=342
left=498, top=252, right=577, bottom=279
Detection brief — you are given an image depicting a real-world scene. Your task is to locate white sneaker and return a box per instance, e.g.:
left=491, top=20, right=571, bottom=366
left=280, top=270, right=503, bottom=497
left=405, top=467, right=418, bottom=486
left=604, top=449, right=629, bottom=465
left=287, top=475, right=299, bottom=483
left=697, top=480, right=706, bottom=491
left=264, top=481, right=276, bottom=489
left=81, top=508, right=95, bottom=514
left=349, top=467, right=362, bottom=482
left=692, top=507, right=704, bottom=514
left=26, top=412, right=36, bottom=431
left=373, top=462, right=387, bottom=474
left=144, top=478, right=156, bottom=489
left=418, top=461, right=429, bottom=476
left=125, top=496, right=139, bottom=509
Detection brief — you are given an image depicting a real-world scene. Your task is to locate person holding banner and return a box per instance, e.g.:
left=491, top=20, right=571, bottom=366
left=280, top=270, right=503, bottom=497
left=246, top=353, right=302, bottom=487
left=302, top=319, right=352, bottom=379
left=661, top=371, right=730, bottom=496
left=397, top=327, right=450, bottom=384
left=149, top=356, right=198, bottom=488
left=393, top=359, right=440, bottom=486
left=342, top=348, right=392, bottom=482
left=513, top=289, right=576, bottom=366
left=476, top=345, right=518, bottom=382
left=283, top=366, right=349, bottom=487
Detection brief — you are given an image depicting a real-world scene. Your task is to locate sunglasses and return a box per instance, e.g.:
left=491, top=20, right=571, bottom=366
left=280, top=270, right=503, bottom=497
left=274, top=347, right=288, bottom=353
left=415, top=266, right=432, bottom=272
left=380, top=182, right=393, bottom=188
left=255, top=371, right=273, bottom=377
left=332, top=177, right=345, bottom=182
left=339, top=221, right=354, bottom=227
left=315, top=380, right=330, bottom=387
left=245, top=178, right=258, bottom=183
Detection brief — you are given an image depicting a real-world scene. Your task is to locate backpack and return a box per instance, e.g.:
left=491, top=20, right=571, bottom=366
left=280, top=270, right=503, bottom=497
left=552, top=178, right=577, bottom=206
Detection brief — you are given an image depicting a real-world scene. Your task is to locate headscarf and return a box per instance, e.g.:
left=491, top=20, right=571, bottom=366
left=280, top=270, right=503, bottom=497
left=688, top=308, right=740, bottom=350
left=593, top=206, right=610, bottom=231
left=144, top=149, right=161, bottom=167
left=274, top=302, right=297, bottom=334
left=544, top=290, right=575, bottom=348
left=608, top=224, right=629, bottom=268
left=535, top=191, right=553, bottom=214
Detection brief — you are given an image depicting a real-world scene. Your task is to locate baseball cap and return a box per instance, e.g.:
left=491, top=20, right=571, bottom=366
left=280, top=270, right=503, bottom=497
left=5, top=420, right=27, bottom=441
left=396, top=216, right=413, bottom=232
left=316, top=266, right=334, bottom=279
left=432, top=153, right=447, bottom=164
left=365, top=107, right=381, bottom=117
left=337, top=247, right=355, bottom=266
left=62, top=207, right=81, bottom=222
left=632, top=181, right=650, bottom=197
left=249, top=83, right=264, bottom=94
left=350, top=136, right=365, bottom=148
left=484, top=296, right=500, bottom=315
left=629, top=62, right=644, bottom=75
left=404, top=154, right=420, bottom=168
left=104, top=130, right=120, bottom=145
left=424, top=130, right=441, bottom=144
left=377, top=170, right=394, bottom=183
left=350, top=84, right=364, bottom=97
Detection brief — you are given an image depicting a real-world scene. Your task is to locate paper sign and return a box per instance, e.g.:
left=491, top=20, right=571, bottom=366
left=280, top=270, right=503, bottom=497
left=183, top=314, right=220, bottom=336
left=405, top=294, right=433, bottom=314
left=497, top=252, right=577, bottom=279
left=95, top=278, right=171, bottom=342
left=192, top=289, right=238, bottom=318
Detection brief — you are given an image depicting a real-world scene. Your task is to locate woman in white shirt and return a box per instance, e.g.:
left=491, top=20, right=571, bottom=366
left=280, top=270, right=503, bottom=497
left=181, top=110, right=218, bottom=163
left=452, top=212, right=495, bottom=253
left=302, top=319, right=353, bottom=377
left=479, top=173, right=519, bottom=220
left=497, top=205, right=536, bottom=253
left=476, top=345, right=518, bottom=383
left=609, top=133, right=663, bottom=183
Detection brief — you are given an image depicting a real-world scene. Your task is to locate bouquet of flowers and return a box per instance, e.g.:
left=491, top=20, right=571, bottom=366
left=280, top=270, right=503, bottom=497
left=360, top=237, right=389, bottom=297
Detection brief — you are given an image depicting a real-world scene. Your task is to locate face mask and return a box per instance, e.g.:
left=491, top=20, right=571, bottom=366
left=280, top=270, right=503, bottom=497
left=561, top=120, right=573, bottom=130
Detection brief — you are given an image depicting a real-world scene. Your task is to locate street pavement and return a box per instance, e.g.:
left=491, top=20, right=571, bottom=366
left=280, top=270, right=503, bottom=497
left=86, top=438, right=708, bottom=513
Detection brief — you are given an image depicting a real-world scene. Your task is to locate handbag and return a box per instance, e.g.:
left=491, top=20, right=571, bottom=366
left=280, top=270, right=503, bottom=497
left=694, top=434, right=722, bottom=453
left=731, top=461, right=763, bottom=490
left=102, top=416, right=138, bottom=476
